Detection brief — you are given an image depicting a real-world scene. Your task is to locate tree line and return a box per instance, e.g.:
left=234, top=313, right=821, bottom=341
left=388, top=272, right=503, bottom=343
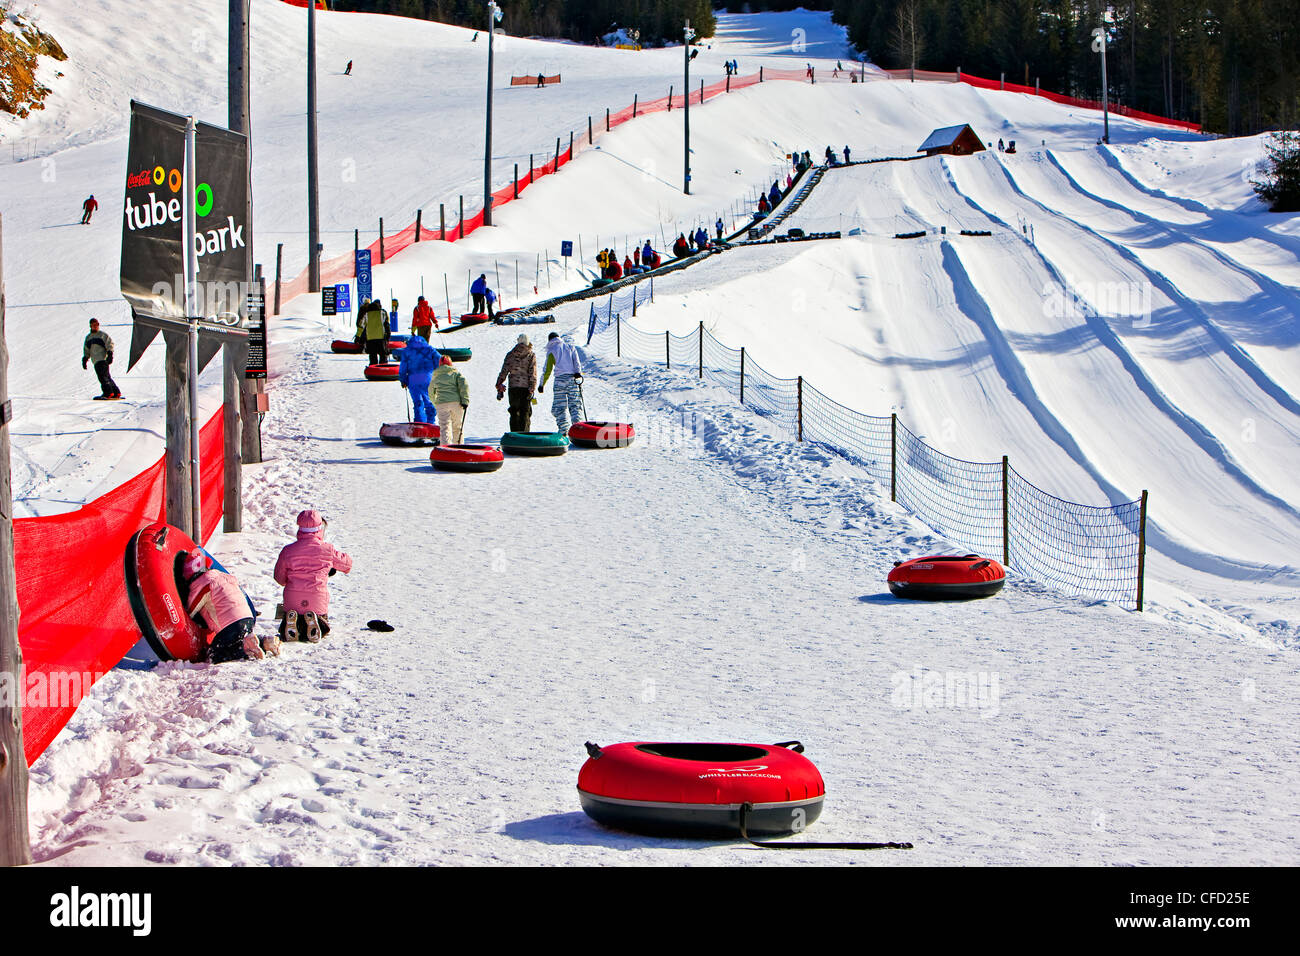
left=828, top=0, right=1298, bottom=135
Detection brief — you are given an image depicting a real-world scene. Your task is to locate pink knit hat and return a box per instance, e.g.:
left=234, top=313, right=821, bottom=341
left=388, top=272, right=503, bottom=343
left=296, top=509, right=326, bottom=533
left=440, top=354, right=454, bottom=366
left=183, top=550, right=210, bottom=578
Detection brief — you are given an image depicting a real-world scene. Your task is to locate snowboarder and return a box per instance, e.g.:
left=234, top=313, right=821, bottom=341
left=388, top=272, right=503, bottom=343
left=80, top=195, right=98, bottom=224
left=470, top=274, right=491, bottom=315
left=182, top=551, right=271, bottom=662
left=998, top=138, right=1005, bottom=152
left=431, top=354, right=470, bottom=446
left=496, top=334, right=538, bottom=433
left=273, top=510, right=352, bottom=644
left=806, top=64, right=814, bottom=82
left=537, top=73, right=545, bottom=88
left=411, top=295, right=438, bottom=339
left=83, top=318, right=120, bottom=399
left=472, top=32, right=478, bottom=42
left=538, top=331, right=583, bottom=435
left=398, top=334, right=440, bottom=424
left=344, top=60, right=353, bottom=76
left=356, top=298, right=390, bottom=366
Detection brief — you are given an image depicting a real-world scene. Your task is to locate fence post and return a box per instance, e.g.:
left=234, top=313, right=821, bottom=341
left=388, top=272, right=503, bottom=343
left=1000, top=72, right=1005, bottom=91
left=668, top=86, right=673, bottom=111
left=379, top=218, right=385, bottom=263
left=1001, top=455, right=1010, bottom=566
left=890, top=413, right=897, bottom=501
left=665, top=330, right=670, bottom=369
left=727, top=74, right=731, bottom=93
left=554, top=137, right=560, bottom=170
left=633, top=94, right=637, bottom=117
left=458, top=195, right=464, bottom=240
left=513, top=164, right=518, bottom=199
left=274, top=242, right=283, bottom=315
left=632, top=289, right=637, bottom=317
left=700, top=79, right=704, bottom=103
left=616, top=317, right=621, bottom=357
left=797, top=376, right=803, bottom=441
left=568, top=130, right=573, bottom=161
left=606, top=107, right=610, bottom=131
left=588, top=116, right=593, bottom=144
left=650, top=277, right=654, bottom=302
left=760, top=66, right=763, bottom=82
left=740, top=347, right=745, bottom=404
left=440, top=203, right=445, bottom=240
left=1136, top=489, right=1149, bottom=611
left=529, top=153, right=534, bottom=184
left=698, top=321, right=703, bottom=379
left=415, top=209, right=422, bottom=242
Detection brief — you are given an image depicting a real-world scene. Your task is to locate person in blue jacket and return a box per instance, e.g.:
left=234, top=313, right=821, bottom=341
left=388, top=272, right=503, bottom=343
left=769, top=181, right=782, bottom=206
left=397, top=334, right=441, bottom=423
left=470, top=273, right=491, bottom=315
left=485, top=286, right=498, bottom=320
left=694, top=225, right=709, bottom=249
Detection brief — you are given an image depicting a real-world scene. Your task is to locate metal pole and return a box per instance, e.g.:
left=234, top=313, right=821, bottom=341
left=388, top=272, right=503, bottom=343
left=684, top=20, right=693, bottom=195
left=415, top=208, right=422, bottom=242
left=1093, top=26, right=1110, bottom=143
left=797, top=376, right=803, bottom=441
left=0, top=212, right=34, bottom=867
left=440, top=203, right=445, bottom=240
left=459, top=195, right=464, bottom=239
left=274, top=242, right=283, bottom=315
left=698, top=320, right=703, bottom=378
left=740, top=347, right=745, bottom=404
left=379, top=217, right=385, bottom=263
left=307, top=0, right=320, bottom=292
left=185, top=117, right=202, bottom=540
left=1136, top=489, right=1149, bottom=610
left=1002, top=455, right=1010, bottom=565
left=484, top=2, right=500, bottom=225
left=890, top=413, right=897, bottom=501
left=665, top=330, right=670, bottom=369
left=514, top=163, right=518, bottom=199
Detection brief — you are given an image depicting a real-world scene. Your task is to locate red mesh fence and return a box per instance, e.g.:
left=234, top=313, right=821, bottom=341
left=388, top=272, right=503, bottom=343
left=15, top=408, right=226, bottom=765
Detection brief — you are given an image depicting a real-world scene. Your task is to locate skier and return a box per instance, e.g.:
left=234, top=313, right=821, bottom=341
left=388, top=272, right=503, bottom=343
left=182, top=551, right=271, bottom=662
left=344, top=60, right=353, bottom=76
left=273, top=510, right=353, bottom=643
left=496, top=333, right=538, bottom=433
left=538, top=331, right=583, bottom=435
left=411, top=295, right=438, bottom=340
left=431, top=354, right=471, bottom=446
left=806, top=64, right=814, bottom=82
left=398, top=334, right=440, bottom=424
left=470, top=274, right=490, bottom=314
left=80, top=195, right=98, bottom=224
left=356, top=298, right=390, bottom=366
left=83, top=318, right=121, bottom=399
left=716, top=217, right=724, bottom=240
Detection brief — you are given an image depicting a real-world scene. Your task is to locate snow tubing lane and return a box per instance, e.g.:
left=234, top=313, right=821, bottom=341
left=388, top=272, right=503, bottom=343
left=331, top=339, right=406, bottom=354
left=124, top=522, right=206, bottom=663
left=578, top=742, right=825, bottom=838
left=568, top=421, right=635, bottom=449
left=887, top=554, right=1006, bottom=600
left=440, top=347, right=472, bottom=362
left=500, top=431, right=569, bottom=456
left=363, top=363, right=400, bottom=381
left=430, top=444, right=504, bottom=473
left=380, top=421, right=441, bottom=445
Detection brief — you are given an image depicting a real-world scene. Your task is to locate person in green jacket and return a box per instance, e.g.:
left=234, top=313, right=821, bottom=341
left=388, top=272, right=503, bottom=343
left=356, top=299, right=390, bottom=366
left=430, top=354, right=470, bottom=446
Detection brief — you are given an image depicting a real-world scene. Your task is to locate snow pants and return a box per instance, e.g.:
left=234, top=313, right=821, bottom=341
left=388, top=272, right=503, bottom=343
left=407, top=372, right=434, bottom=423
left=436, top=402, right=466, bottom=446
left=551, top=374, right=582, bottom=434
left=507, top=387, right=532, bottom=433
left=206, top=618, right=256, bottom=664
left=94, top=360, right=120, bottom=398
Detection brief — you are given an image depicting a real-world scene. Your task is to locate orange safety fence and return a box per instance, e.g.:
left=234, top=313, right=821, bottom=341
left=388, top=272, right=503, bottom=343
left=510, top=74, right=562, bottom=86
left=15, top=408, right=226, bottom=766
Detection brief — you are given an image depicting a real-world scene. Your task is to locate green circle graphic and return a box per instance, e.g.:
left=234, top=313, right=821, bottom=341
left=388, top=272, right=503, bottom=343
left=195, top=183, right=214, bottom=217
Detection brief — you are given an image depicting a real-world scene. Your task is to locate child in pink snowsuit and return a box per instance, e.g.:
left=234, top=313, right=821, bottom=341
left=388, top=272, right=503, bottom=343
left=273, top=509, right=352, bottom=642
left=183, top=551, right=267, bottom=662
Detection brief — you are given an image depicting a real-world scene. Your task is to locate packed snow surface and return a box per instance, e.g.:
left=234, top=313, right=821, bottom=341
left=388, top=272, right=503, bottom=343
left=3, top=3, right=1298, bottom=865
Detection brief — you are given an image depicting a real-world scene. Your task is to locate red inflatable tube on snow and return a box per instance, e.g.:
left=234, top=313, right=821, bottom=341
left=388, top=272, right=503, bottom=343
left=331, top=339, right=406, bottom=354
left=458, top=313, right=490, bottom=324
left=380, top=421, right=440, bottom=445
left=578, top=741, right=825, bottom=838
left=568, top=421, right=635, bottom=449
left=363, top=363, right=400, bottom=381
left=887, top=554, right=1006, bottom=600
left=430, top=444, right=504, bottom=473
left=124, top=522, right=206, bottom=662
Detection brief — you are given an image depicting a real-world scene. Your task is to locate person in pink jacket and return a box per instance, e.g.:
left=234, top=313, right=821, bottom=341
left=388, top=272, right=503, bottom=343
left=273, top=509, right=353, bottom=642
left=183, top=551, right=270, bottom=662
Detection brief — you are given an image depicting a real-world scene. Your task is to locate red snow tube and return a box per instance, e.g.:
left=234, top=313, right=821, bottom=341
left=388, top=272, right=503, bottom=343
left=568, top=421, right=635, bottom=449
left=124, top=522, right=206, bottom=663
left=887, top=554, right=1006, bottom=600
left=363, top=363, right=400, bottom=381
left=430, top=444, right=504, bottom=473
left=578, top=741, right=825, bottom=838
left=380, top=421, right=440, bottom=445
left=458, top=312, right=490, bottom=324
left=331, top=339, right=406, bottom=354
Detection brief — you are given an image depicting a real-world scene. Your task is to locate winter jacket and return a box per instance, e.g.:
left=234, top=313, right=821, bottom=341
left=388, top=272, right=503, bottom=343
left=769, top=184, right=781, bottom=205
left=187, top=568, right=252, bottom=637
left=83, top=330, right=114, bottom=364
left=641, top=243, right=654, bottom=263
left=496, top=342, right=537, bottom=392
left=398, top=336, right=440, bottom=385
left=623, top=257, right=634, bottom=273
left=486, top=289, right=497, bottom=305
left=470, top=275, right=488, bottom=296
left=274, top=528, right=352, bottom=616
left=357, top=302, right=389, bottom=341
left=430, top=364, right=470, bottom=405
left=694, top=228, right=708, bottom=247
left=540, top=336, right=582, bottom=387
left=412, top=300, right=437, bottom=329
left=673, top=238, right=689, bottom=258
left=607, top=258, right=623, bottom=280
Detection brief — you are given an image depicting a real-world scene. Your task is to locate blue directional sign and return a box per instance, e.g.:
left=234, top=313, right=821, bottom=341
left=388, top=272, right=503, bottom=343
left=335, top=283, right=351, bottom=314
left=561, top=240, right=573, bottom=258
left=355, top=249, right=373, bottom=306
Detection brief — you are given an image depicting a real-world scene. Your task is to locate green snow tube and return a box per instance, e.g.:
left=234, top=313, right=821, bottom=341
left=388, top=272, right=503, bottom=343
left=500, top=431, right=570, bottom=457
left=441, top=347, right=473, bottom=362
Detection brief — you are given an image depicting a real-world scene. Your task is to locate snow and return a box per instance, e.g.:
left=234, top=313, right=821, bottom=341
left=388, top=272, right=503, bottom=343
left=3, top=3, right=1298, bottom=865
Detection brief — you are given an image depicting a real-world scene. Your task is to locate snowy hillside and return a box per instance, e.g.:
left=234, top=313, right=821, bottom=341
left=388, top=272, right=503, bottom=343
left=3, top=2, right=1298, bottom=865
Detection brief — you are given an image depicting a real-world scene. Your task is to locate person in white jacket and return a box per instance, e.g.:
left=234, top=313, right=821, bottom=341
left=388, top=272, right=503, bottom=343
left=538, top=332, right=584, bottom=433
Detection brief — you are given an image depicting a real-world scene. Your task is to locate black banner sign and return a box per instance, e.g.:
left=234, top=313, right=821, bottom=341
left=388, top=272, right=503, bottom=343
left=245, top=280, right=267, bottom=380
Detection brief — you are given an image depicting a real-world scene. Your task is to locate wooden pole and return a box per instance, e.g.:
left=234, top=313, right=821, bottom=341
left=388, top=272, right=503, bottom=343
left=458, top=195, right=464, bottom=240
left=1136, top=489, right=1149, bottom=611
left=379, top=217, right=385, bottom=264
left=1002, top=455, right=1010, bottom=565
left=606, top=107, right=610, bottom=131
left=273, top=242, right=283, bottom=315
left=415, top=208, right=422, bottom=242
left=668, top=85, right=673, bottom=111
left=529, top=153, right=534, bottom=184
left=0, top=213, right=33, bottom=867
left=740, top=347, right=745, bottom=404
left=514, top=164, right=518, bottom=199
left=633, top=94, right=638, bottom=117
left=588, top=115, right=593, bottom=143
left=440, top=203, right=446, bottom=240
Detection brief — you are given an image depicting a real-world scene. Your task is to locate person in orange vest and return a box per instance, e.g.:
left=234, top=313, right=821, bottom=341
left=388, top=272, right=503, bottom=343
left=411, top=296, right=438, bottom=340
